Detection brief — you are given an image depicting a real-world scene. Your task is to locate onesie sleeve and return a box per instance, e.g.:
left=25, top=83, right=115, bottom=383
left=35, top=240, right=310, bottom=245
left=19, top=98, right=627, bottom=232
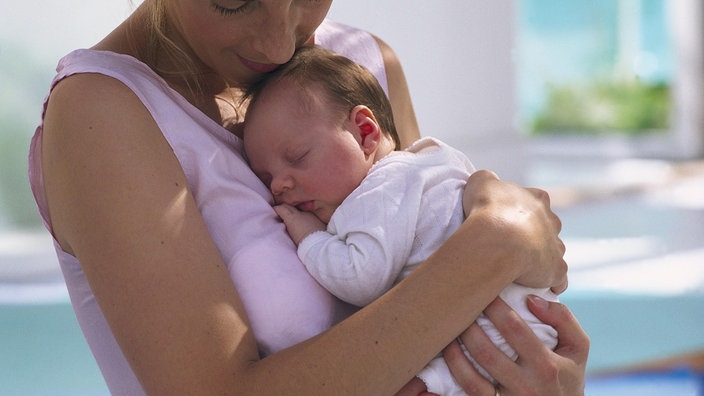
left=297, top=159, right=423, bottom=306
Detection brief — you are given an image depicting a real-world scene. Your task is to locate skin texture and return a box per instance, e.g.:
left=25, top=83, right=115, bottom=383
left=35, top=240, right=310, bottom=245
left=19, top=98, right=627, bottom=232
left=244, top=80, right=392, bottom=225
left=243, top=75, right=578, bottom=395
left=244, top=78, right=396, bottom=240
left=39, top=0, right=586, bottom=394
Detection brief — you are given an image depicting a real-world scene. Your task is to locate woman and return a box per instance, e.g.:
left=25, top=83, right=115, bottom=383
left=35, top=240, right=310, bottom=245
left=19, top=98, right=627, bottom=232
left=29, top=0, right=588, bottom=394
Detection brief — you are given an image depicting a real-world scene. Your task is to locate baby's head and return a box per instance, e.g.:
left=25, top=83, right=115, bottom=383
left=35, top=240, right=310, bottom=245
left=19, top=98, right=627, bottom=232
left=245, top=45, right=400, bottom=150
left=243, top=46, right=400, bottom=223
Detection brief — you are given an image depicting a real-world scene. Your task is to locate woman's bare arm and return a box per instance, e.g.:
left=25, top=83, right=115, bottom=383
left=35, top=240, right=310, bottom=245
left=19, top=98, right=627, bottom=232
left=42, top=73, right=565, bottom=395
left=43, top=74, right=260, bottom=393
left=374, top=36, right=421, bottom=148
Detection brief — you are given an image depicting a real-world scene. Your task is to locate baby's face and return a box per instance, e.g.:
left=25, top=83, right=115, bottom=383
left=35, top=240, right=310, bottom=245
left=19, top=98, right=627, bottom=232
left=243, top=80, right=372, bottom=223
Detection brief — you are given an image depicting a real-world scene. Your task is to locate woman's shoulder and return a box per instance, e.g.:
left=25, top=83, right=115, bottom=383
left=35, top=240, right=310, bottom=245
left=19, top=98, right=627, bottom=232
left=54, top=49, right=178, bottom=104
left=46, top=49, right=206, bottom=142
left=47, top=51, right=160, bottom=135
left=49, top=69, right=147, bottom=121
left=46, top=49, right=163, bottom=114
left=55, top=49, right=154, bottom=80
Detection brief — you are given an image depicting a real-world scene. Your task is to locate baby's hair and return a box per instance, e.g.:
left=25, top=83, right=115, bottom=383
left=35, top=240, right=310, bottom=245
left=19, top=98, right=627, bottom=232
left=244, top=46, right=401, bottom=150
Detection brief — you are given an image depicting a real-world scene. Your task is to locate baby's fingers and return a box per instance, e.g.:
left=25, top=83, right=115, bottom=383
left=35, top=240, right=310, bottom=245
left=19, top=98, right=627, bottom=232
left=273, top=203, right=299, bottom=221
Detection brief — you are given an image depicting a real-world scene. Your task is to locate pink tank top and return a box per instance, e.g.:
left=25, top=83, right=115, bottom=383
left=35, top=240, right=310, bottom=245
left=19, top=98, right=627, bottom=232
left=28, top=19, right=387, bottom=395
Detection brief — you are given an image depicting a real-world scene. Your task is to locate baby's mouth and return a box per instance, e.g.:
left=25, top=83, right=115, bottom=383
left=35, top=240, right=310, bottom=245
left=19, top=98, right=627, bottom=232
left=295, top=201, right=316, bottom=212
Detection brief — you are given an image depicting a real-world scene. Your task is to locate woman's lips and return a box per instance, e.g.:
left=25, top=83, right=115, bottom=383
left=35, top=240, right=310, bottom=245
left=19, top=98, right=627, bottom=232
left=238, top=55, right=281, bottom=73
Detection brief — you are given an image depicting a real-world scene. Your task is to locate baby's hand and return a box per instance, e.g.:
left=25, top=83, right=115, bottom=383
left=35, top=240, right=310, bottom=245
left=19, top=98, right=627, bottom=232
left=273, top=203, right=326, bottom=245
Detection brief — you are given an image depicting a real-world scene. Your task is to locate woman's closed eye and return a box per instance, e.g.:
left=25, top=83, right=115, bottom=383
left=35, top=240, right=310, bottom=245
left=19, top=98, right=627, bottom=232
left=211, top=0, right=252, bottom=16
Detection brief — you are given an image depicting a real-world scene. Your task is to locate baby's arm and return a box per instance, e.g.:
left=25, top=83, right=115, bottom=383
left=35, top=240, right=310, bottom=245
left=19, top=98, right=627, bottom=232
left=274, top=165, right=422, bottom=307
left=274, top=197, right=415, bottom=307
left=273, top=203, right=326, bottom=245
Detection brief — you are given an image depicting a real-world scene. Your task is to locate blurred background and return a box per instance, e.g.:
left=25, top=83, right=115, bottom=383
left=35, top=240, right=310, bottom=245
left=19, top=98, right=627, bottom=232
left=1, top=0, right=702, bottom=394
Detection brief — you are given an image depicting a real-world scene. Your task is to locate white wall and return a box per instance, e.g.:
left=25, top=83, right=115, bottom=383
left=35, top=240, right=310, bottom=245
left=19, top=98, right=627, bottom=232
left=670, top=0, right=704, bottom=158
left=328, top=1, right=528, bottom=181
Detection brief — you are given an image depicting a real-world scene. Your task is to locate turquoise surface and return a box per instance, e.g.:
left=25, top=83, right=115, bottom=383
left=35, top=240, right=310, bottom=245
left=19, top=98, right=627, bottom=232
left=0, top=303, right=108, bottom=395
left=1, top=297, right=702, bottom=394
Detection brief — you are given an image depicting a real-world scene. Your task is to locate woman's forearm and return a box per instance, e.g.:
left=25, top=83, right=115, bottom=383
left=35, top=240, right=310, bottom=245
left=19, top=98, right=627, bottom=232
left=44, top=76, right=549, bottom=393
left=240, top=212, right=519, bottom=395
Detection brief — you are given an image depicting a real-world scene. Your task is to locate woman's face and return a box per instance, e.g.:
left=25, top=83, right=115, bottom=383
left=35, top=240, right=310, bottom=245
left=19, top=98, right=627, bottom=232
left=167, top=0, right=332, bottom=84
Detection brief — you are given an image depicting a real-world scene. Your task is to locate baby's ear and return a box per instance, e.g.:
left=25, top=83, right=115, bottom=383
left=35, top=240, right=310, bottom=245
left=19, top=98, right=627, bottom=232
left=350, top=105, right=381, bottom=155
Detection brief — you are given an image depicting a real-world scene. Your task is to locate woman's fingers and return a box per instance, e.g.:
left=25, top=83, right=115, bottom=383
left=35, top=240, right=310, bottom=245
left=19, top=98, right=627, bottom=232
left=527, top=186, right=568, bottom=293
left=527, top=187, right=562, bottom=233
left=463, top=171, right=568, bottom=291
left=462, top=170, right=501, bottom=215
left=448, top=296, right=589, bottom=395
left=483, top=298, right=553, bottom=365
left=471, top=297, right=589, bottom=395
left=525, top=186, right=568, bottom=293
left=442, top=339, right=500, bottom=396
left=461, top=299, right=547, bottom=392
left=527, top=295, right=590, bottom=364
left=526, top=296, right=590, bottom=393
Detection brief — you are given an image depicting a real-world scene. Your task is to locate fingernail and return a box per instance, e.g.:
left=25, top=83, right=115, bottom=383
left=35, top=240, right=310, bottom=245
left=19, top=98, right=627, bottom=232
left=528, top=294, right=549, bottom=309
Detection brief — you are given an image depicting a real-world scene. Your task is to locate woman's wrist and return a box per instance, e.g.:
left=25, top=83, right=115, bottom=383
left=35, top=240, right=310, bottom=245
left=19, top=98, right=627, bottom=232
left=462, top=171, right=567, bottom=290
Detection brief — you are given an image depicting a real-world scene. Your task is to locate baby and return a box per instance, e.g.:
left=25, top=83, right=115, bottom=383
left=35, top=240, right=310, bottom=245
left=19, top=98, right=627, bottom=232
left=243, top=46, right=558, bottom=395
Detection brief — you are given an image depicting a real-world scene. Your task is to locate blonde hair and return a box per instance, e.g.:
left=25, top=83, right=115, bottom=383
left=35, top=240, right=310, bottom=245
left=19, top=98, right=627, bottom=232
left=142, top=0, right=204, bottom=93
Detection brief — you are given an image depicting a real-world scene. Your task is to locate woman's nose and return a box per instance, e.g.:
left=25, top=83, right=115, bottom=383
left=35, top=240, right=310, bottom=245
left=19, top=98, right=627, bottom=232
left=251, top=9, right=297, bottom=64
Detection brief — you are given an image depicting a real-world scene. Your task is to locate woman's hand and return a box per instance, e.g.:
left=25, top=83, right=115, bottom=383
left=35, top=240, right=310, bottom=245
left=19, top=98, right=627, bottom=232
left=394, top=377, right=434, bottom=396
left=462, top=170, right=568, bottom=293
left=444, top=297, right=590, bottom=396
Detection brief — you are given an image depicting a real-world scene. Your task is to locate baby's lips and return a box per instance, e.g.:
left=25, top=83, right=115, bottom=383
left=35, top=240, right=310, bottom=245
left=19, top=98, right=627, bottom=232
left=296, top=201, right=316, bottom=212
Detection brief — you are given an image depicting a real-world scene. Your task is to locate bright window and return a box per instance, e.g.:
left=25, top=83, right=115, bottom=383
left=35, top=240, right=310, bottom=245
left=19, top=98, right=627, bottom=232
left=516, top=0, right=674, bottom=136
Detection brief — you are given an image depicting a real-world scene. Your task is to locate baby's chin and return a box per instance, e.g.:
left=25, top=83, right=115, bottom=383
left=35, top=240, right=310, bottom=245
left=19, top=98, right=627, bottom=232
left=315, top=212, right=331, bottom=225
left=313, top=207, right=335, bottom=225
